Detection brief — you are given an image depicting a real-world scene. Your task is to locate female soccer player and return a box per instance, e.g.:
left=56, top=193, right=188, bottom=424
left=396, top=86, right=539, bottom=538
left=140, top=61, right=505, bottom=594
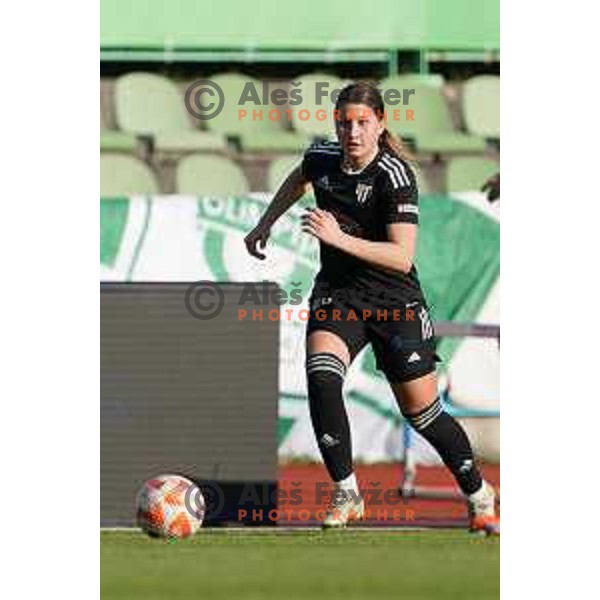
left=245, top=81, right=499, bottom=534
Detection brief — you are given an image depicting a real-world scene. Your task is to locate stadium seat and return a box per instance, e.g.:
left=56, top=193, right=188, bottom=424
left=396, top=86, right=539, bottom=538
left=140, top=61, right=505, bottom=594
left=267, top=154, right=315, bottom=206
left=100, top=129, right=138, bottom=152
left=267, top=155, right=302, bottom=192
left=379, top=76, right=486, bottom=153
left=462, top=76, right=500, bottom=139
left=205, top=73, right=309, bottom=152
left=175, top=154, right=250, bottom=195
left=414, top=167, right=432, bottom=196
left=101, top=154, right=160, bottom=196
left=446, top=156, right=499, bottom=193
left=100, top=98, right=138, bottom=152
left=114, top=72, right=227, bottom=152
left=291, top=73, right=346, bottom=140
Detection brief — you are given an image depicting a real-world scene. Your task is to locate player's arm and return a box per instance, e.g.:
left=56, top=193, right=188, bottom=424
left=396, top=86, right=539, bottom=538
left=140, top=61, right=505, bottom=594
left=341, top=221, right=416, bottom=273
left=302, top=208, right=416, bottom=274
left=245, top=166, right=310, bottom=260
left=302, top=164, right=419, bottom=274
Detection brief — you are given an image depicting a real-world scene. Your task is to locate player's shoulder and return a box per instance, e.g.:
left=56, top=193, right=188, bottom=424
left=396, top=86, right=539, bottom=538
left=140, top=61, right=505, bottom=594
left=304, top=139, right=342, bottom=158
left=302, top=140, right=342, bottom=179
left=375, top=150, right=416, bottom=191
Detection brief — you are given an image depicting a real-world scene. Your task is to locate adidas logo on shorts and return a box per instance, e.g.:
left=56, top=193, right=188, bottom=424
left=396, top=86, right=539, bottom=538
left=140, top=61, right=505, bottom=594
left=407, top=352, right=421, bottom=363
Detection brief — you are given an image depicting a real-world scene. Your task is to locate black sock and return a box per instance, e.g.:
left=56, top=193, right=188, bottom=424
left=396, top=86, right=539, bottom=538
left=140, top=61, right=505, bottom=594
left=405, top=397, right=483, bottom=495
left=306, top=353, right=353, bottom=482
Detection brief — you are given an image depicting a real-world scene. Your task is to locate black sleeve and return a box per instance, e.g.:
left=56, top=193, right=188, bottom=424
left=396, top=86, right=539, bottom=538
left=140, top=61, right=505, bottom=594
left=380, top=160, right=419, bottom=225
left=301, top=140, right=341, bottom=182
left=301, top=148, right=318, bottom=182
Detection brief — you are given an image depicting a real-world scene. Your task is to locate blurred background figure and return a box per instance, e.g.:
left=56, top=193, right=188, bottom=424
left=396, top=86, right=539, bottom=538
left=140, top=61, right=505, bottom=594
left=482, top=173, right=500, bottom=202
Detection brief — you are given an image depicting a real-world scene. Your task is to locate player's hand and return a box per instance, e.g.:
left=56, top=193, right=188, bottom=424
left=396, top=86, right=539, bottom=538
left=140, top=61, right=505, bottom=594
left=481, top=173, right=500, bottom=202
left=301, top=208, right=345, bottom=248
left=244, top=224, right=271, bottom=260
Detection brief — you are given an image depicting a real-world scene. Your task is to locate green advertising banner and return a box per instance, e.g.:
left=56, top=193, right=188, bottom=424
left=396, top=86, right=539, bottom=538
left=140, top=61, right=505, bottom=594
left=101, top=193, right=499, bottom=462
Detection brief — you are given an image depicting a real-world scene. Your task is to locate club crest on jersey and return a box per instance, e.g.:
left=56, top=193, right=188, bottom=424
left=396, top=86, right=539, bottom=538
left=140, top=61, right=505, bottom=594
left=355, top=183, right=373, bottom=205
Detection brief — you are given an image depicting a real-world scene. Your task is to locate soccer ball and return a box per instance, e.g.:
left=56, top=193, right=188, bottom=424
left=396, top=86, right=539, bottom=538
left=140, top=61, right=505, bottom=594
left=136, top=474, right=204, bottom=539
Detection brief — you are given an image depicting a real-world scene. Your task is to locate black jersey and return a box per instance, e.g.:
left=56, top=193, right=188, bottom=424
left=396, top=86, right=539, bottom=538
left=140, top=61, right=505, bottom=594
left=301, top=140, right=425, bottom=301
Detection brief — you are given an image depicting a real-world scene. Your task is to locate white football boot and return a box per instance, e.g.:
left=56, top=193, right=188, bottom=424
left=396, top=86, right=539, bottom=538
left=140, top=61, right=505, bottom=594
left=322, top=489, right=365, bottom=529
left=468, top=480, right=500, bottom=536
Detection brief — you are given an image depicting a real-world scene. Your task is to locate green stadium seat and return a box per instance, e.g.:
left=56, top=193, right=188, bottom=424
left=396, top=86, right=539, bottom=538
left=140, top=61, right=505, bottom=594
left=267, top=155, right=302, bottom=193
left=101, top=154, right=160, bottom=196
left=100, top=98, right=138, bottom=152
left=267, top=154, right=315, bottom=206
left=414, top=167, right=432, bottom=196
left=379, top=76, right=486, bottom=153
left=114, top=72, right=227, bottom=152
left=291, top=73, right=345, bottom=140
left=205, top=73, right=309, bottom=152
left=100, top=129, right=138, bottom=152
left=446, top=156, right=499, bottom=193
left=175, top=154, right=250, bottom=195
left=462, top=76, right=500, bottom=139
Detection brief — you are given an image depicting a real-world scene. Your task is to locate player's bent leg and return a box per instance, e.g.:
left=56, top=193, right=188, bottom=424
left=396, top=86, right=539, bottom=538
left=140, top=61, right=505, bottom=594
left=306, top=331, right=364, bottom=528
left=390, top=373, right=499, bottom=535
left=307, top=330, right=352, bottom=364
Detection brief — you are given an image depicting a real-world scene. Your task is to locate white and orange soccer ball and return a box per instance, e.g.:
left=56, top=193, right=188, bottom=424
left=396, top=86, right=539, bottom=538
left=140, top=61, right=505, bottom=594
left=136, top=474, right=204, bottom=539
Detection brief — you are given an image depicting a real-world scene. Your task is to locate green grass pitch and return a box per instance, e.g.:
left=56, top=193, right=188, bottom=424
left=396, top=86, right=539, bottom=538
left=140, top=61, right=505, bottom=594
left=101, top=529, right=499, bottom=600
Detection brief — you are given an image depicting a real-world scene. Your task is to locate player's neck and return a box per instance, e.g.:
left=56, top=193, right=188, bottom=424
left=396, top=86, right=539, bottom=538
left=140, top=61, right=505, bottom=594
left=341, top=147, right=380, bottom=174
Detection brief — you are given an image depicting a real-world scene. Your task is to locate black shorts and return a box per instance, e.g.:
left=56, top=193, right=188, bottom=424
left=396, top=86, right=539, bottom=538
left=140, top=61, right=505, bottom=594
left=306, top=284, right=440, bottom=383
